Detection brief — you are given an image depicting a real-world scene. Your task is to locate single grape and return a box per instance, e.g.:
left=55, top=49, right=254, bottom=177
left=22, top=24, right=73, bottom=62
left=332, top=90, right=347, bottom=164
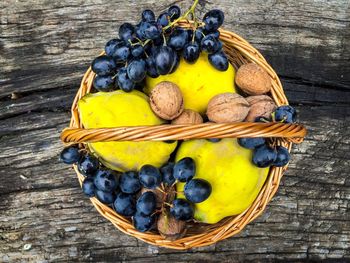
left=119, top=22, right=135, bottom=42
left=157, top=12, right=170, bottom=28
left=117, top=68, right=135, bottom=92
left=91, top=55, right=116, bottom=76
left=77, top=153, right=99, bottom=177
left=95, top=189, right=116, bottom=204
left=201, top=35, right=219, bottom=54
left=139, top=164, right=162, bottom=189
left=274, top=106, right=297, bottom=123
left=194, top=27, right=205, bottom=42
left=238, top=138, right=266, bottom=149
left=142, top=9, right=156, bottom=22
left=184, top=179, right=212, bottom=203
left=114, top=192, right=136, bottom=216
left=273, top=146, right=291, bottom=167
left=168, top=5, right=181, bottom=21
left=59, top=146, right=81, bottom=164
left=252, top=145, right=277, bottom=168
left=140, top=21, right=162, bottom=40
left=173, top=157, right=196, bottom=182
left=208, top=30, right=220, bottom=39
left=127, top=59, right=146, bottom=82
left=169, top=52, right=180, bottom=74
left=183, top=42, right=200, bottom=64
left=136, top=191, right=157, bottom=215
left=160, top=162, right=175, bottom=186
left=94, top=168, right=119, bottom=192
left=153, top=46, right=177, bottom=75
left=93, top=75, right=115, bottom=92
left=133, top=211, right=155, bottom=232
left=168, top=28, right=189, bottom=51
left=111, top=45, right=130, bottom=62
left=119, top=171, right=141, bottom=194
left=203, top=9, right=224, bottom=32
left=82, top=177, right=95, bottom=197
left=105, top=39, right=124, bottom=57
left=131, top=44, right=144, bottom=58
left=135, top=23, right=146, bottom=40
left=208, top=51, right=229, bottom=71
left=145, top=56, right=159, bottom=78
left=170, top=199, right=194, bottom=221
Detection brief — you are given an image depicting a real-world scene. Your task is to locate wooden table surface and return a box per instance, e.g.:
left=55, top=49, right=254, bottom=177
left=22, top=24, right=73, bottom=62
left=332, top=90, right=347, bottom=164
left=1, top=0, right=349, bottom=262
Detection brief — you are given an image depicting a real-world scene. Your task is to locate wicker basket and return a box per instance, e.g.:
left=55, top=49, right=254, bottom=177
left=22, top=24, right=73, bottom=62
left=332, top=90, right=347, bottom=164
left=60, top=20, right=307, bottom=250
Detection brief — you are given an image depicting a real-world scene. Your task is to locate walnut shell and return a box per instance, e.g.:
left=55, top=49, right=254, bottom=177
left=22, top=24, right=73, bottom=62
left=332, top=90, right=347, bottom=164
left=245, top=95, right=277, bottom=122
left=150, top=81, right=184, bottom=120
left=235, top=63, right=271, bottom=95
left=157, top=211, right=186, bottom=241
left=171, top=109, right=203, bottom=125
left=206, top=93, right=250, bottom=123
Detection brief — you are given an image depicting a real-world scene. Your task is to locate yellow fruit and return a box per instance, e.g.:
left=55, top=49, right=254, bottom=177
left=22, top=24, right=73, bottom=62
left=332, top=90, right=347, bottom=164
left=78, top=90, right=177, bottom=172
left=176, top=139, right=269, bottom=224
left=145, top=53, right=236, bottom=114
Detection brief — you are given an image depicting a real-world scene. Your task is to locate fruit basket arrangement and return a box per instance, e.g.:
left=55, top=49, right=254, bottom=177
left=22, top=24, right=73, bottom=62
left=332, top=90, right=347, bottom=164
left=60, top=1, right=306, bottom=250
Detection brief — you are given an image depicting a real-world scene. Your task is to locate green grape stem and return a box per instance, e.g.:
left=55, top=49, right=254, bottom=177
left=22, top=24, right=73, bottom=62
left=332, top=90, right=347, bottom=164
left=162, top=0, right=200, bottom=31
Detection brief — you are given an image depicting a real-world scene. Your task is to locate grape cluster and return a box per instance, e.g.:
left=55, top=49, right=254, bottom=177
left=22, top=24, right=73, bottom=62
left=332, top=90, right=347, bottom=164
left=59, top=148, right=212, bottom=232
left=238, top=105, right=297, bottom=168
left=90, top=5, right=228, bottom=93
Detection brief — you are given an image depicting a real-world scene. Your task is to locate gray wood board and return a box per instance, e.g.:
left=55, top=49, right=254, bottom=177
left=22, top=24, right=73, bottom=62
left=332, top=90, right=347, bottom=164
left=1, top=0, right=349, bottom=262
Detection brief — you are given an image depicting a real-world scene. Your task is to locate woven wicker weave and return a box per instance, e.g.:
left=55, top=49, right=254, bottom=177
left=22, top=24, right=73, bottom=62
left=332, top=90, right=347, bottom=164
left=60, top=20, right=307, bottom=250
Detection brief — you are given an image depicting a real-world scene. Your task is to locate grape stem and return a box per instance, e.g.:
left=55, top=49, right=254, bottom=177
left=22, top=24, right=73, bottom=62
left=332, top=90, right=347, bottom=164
left=163, top=0, right=200, bottom=31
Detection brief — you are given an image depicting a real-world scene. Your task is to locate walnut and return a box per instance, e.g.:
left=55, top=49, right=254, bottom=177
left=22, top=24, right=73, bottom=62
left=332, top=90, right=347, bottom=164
left=150, top=81, right=184, bottom=120
left=206, top=93, right=250, bottom=123
left=235, top=63, right=271, bottom=95
left=157, top=211, right=187, bottom=240
left=245, top=95, right=276, bottom=122
left=171, top=109, right=203, bottom=125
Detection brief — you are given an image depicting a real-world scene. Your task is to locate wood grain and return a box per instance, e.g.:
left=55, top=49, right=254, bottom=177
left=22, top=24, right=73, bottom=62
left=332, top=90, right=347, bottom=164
left=0, top=0, right=349, bottom=262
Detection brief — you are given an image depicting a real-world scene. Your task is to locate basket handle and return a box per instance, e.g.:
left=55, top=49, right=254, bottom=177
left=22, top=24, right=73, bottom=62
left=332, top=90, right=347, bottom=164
left=60, top=122, right=307, bottom=144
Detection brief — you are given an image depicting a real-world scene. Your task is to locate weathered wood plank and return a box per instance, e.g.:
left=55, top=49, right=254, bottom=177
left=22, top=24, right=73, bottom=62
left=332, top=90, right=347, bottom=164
left=0, top=0, right=349, bottom=100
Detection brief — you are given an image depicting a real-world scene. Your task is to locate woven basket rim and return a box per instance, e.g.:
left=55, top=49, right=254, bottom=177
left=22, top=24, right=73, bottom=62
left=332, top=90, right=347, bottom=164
left=60, top=20, right=306, bottom=250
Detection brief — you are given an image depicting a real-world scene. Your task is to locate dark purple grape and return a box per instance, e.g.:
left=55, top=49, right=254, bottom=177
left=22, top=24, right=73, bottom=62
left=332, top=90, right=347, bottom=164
left=135, top=23, right=146, bottom=40
left=136, top=191, right=157, bottom=215
left=127, top=59, right=146, bottom=82
left=252, top=145, right=277, bottom=168
left=139, top=164, right=162, bottom=189
left=184, top=179, right=212, bottom=203
left=140, top=21, right=162, bottom=40
left=194, top=27, right=205, bottom=42
left=77, top=154, right=99, bottom=177
left=208, top=30, right=220, bottom=39
left=168, top=5, right=181, bottom=21
left=131, top=44, right=144, bottom=58
left=169, top=52, right=180, bottom=74
left=119, top=171, right=141, bottom=194
left=203, top=9, right=224, bottom=32
left=145, top=56, right=159, bottom=78
left=82, top=178, right=95, bottom=197
left=94, top=168, right=119, bottom=192
left=183, top=42, right=200, bottom=64
left=142, top=9, right=156, bottom=22
left=114, top=192, right=136, bottom=216
left=274, top=106, right=297, bottom=123
left=105, top=39, right=124, bottom=57
left=160, top=162, right=175, bottom=186
left=238, top=138, right=266, bottom=149
left=153, top=46, right=177, bottom=75
left=60, top=146, right=81, bottom=164
left=173, top=157, right=196, bottom=182
left=117, top=68, right=135, bottom=92
left=91, top=55, right=116, bottom=76
left=133, top=211, right=155, bottom=232
left=119, top=23, right=135, bottom=42
left=273, top=146, right=291, bottom=167
left=208, top=51, right=229, bottom=71
left=95, top=189, right=116, bottom=204
left=157, top=12, right=170, bottom=28
left=201, top=35, right=219, bottom=54
left=93, top=75, right=115, bottom=92
left=170, top=199, right=194, bottom=221
left=111, top=45, right=130, bottom=62
left=169, top=28, right=189, bottom=51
